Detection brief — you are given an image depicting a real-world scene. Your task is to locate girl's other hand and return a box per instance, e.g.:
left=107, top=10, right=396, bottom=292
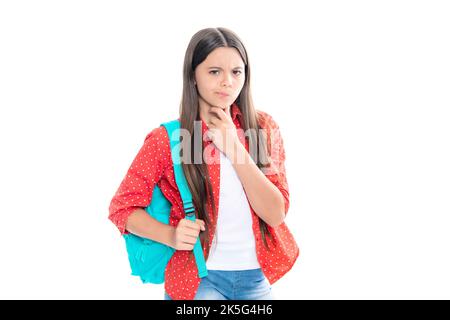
left=171, top=218, right=205, bottom=250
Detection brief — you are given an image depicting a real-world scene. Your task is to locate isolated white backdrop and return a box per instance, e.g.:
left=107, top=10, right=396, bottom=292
left=0, top=0, right=449, bottom=299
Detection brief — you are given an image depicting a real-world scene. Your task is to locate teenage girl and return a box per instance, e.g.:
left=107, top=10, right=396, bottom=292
left=109, top=27, right=299, bottom=300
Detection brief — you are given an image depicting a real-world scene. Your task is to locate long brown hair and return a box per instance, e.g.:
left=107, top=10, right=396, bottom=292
left=178, top=27, right=275, bottom=260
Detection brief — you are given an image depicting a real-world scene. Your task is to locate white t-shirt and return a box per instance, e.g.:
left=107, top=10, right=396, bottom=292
left=206, top=151, right=261, bottom=270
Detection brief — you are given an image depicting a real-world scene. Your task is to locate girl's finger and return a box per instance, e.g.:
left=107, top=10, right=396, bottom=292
left=196, top=219, right=206, bottom=231
left=209, top=107, right=223, bottom=120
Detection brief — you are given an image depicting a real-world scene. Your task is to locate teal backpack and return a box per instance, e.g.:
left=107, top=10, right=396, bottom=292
left=123, top=119, right=208, bottom=284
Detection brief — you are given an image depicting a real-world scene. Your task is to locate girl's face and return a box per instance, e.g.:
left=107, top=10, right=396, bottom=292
left=194, top=47, right=245, bottom=112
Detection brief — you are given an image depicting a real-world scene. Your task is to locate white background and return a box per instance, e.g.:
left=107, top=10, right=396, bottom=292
left=1, top=0, right=449, bottom=299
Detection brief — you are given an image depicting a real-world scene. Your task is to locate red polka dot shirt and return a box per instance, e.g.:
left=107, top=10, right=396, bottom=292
left=109, top=103, right=299, bottom=300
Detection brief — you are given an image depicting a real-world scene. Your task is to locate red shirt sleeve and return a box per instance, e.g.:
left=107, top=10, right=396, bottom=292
left=258, top=112, right=290, bottom=215
left=108, top=126, right=170, bottom=234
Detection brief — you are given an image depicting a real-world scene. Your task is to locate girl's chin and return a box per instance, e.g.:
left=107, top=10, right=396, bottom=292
left=211, top=101, right=230, bottom=109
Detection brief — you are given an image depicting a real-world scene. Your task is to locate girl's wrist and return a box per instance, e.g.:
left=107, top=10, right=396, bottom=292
left=226, top=141, right=247, bottom=164
left=163, top=224, right=177, bottom=249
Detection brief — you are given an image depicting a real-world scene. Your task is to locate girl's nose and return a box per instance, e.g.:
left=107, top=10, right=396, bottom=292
left=221, top=73, right=233, bottom=87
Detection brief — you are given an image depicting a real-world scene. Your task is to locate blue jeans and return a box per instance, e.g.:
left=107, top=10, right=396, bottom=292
left=164, top=268, right=273, bottom=300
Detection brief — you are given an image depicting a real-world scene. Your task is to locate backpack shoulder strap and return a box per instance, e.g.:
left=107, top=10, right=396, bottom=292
left=160, top=119, right=208, bottom=279
left=160, top=119, right=194, bottom=216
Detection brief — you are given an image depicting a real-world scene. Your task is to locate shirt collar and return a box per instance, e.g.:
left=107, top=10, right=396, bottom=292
left=230, top=102, right=242, bottom=121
